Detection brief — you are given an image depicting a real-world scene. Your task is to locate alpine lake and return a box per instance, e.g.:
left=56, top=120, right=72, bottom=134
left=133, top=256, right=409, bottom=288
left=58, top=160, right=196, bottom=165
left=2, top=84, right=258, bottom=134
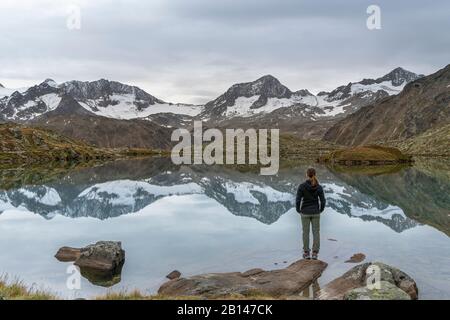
left=0, top=156, right=449, bottom=299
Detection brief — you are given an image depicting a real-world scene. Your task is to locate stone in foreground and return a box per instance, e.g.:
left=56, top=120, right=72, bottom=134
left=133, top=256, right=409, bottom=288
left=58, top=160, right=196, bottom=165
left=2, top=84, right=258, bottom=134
left=55, top=241, right=125, bottom=288
left=74, top=241, right=125, bottom=272
left=344, top=281, right=411, bottom=300
left=158, top=259, right=327, bottom=298
left=318, top=262, right=418, bottom=300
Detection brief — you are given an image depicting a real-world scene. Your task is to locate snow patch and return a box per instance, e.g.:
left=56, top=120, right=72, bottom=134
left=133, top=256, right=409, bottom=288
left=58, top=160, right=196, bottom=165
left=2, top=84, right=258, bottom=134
left=351, top=80, right=405, bottom=95
left=79, top=94, right=202, bottom=119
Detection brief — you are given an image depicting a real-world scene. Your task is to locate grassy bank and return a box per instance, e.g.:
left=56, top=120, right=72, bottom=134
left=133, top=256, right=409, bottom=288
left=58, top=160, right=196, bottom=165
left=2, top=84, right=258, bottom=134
left=0, top=123, right=165, bottom=168
left=0, top=277, right=307, bottom=300
left=0, top=282, right=297, bottom=300
left=0, top=277, right=55, bottom=300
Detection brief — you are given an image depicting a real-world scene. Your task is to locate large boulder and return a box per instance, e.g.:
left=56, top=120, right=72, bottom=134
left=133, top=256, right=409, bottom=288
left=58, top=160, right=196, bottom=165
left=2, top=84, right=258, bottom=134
left=74, top=241, right=125, bottom=272
left=344, top=281, right=411, bottom=300
left=318, top=262, right=418, bottom=300
left=158, top=259, right=327, bottom=298
left=55, top=241, right=125, bottom=287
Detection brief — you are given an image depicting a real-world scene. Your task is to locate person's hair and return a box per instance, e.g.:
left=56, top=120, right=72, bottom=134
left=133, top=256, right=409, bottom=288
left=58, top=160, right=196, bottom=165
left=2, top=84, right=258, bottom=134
left=306, top=167, right=319, bottom=187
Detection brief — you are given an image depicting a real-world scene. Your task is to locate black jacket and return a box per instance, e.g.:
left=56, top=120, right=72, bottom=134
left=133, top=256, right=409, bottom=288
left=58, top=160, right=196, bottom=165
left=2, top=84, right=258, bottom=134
left=296, top=180, right=326, bottom=215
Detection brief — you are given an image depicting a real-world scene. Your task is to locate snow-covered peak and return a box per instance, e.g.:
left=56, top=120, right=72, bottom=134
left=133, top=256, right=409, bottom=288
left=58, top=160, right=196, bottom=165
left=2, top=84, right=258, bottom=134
left=202, top=67, right=423, bottom=120
left=42, top=78, right=58, bottom=88
left=376, top=67, right=424, bottom=86
left=0, top=78, right=204, bottom=121
left=59, top=79, right=164, bottom=104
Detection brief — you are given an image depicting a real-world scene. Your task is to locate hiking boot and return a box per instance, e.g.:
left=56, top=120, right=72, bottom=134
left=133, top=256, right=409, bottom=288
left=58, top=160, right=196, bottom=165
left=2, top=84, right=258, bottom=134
left=312, top=251, right=319, bottom=260
left=303, top=250, right=311, bottom=260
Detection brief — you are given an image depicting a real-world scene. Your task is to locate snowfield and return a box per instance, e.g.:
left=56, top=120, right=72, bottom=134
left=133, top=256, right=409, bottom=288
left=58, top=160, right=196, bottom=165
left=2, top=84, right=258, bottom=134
left=350, top=80, right=406, bottom=95
left=79, top=96, right=203, bottom=119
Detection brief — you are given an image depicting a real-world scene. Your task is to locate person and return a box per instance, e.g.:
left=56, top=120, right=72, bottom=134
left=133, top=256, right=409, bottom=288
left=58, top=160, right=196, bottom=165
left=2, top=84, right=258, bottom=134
left=295, top=168, right=326, bottom=260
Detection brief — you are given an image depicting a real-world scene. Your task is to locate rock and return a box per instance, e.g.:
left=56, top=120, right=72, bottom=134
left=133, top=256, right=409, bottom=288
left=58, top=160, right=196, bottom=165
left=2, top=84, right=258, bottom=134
left=345, top=253, right=366, bottom=263
left=373, top=262, right=418, bottom=300
left=158, top=259, right=327, bottom=298
left=318, top=262, right=418, bottom=300
left=344, top=281, right=411, bottom=300
left=74, top=241, right=125, bottom=273
left=55, top=247, right=82, bottom=262
left=55, top=241, right=125, bottom=288
left=166, top=270, right=182, bottom=280
left=328, top=238, right=338, bottom=242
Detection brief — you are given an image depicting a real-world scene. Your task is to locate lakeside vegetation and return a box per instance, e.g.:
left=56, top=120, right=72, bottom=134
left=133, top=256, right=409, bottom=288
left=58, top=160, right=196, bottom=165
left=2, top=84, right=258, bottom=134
left=317, top=145, right=413, bottom=165
left=0, top=277, right=55, bottom=300
left=0, top=279, right=292, bottom=300
left=0, top=123, right=166, bottom=169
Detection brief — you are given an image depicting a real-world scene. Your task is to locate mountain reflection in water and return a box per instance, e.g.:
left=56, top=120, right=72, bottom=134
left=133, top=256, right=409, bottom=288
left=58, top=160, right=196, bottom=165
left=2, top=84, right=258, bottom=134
left=0, top=157, right=448, bottom=235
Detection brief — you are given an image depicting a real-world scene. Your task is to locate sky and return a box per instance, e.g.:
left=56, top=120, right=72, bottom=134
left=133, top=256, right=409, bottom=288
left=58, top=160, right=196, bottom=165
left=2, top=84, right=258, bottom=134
left=0, top=0, right=449, bottom=104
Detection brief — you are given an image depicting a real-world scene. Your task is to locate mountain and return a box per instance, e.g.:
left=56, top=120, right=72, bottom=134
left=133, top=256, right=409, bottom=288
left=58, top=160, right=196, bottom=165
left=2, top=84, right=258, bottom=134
left=0, top=79, right=61, bottom=121
left=0, top=68, right=424, bottom=125
left=323, top=64, right=450, bottom=147
left=31, top=95, right=173, bottom=149
left=0, top=67, right=427, bottom=148
left=0, top=79, right=203, bottom=123
left=200, top=68, right=423, bottom=123
left=0, top=79, right=194, bottom=149
left=201, top=75, right=295, bottom=118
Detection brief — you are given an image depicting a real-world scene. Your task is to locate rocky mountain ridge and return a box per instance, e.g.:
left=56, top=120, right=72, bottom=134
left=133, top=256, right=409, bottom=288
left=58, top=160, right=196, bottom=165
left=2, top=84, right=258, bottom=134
left=324, top=64, right=450, bottom=146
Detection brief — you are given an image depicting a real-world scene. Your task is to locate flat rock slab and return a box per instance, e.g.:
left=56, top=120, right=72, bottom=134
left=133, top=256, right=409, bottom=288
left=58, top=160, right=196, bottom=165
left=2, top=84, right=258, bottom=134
left=55, top=246, right=82, bottom=262
left=318, top=262, right=418, bottom=300
left=158, top=259, right=327, bottom=298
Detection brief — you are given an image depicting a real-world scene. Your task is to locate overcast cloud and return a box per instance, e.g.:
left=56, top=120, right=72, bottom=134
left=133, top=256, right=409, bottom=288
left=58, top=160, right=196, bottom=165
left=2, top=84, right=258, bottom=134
left=0, top=0, right=449, bottom=104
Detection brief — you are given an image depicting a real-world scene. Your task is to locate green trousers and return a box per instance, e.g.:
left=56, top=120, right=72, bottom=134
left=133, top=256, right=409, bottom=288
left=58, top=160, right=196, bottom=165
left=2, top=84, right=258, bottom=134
left=301, top=214, right=321, bottom=252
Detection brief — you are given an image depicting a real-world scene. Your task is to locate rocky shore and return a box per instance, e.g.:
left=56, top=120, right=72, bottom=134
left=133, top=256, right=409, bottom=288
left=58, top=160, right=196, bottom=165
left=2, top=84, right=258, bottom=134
left=158, top=260, right=418, bottom=300
left=2, top=241, right=411, bottom=300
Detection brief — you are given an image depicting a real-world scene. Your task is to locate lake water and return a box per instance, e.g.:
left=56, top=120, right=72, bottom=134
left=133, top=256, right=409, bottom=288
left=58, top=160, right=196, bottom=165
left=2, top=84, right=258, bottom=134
left=0, top=157, right=449, bottom=299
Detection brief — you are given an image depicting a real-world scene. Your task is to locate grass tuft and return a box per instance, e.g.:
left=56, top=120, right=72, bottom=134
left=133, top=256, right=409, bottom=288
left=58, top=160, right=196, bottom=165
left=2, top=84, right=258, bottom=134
left=0, top=275, right=56, bottom=300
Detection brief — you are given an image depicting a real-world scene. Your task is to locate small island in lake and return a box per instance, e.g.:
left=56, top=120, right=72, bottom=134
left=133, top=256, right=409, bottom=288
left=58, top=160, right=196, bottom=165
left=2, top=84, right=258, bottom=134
left=317, top=145, right=414, bottom=166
